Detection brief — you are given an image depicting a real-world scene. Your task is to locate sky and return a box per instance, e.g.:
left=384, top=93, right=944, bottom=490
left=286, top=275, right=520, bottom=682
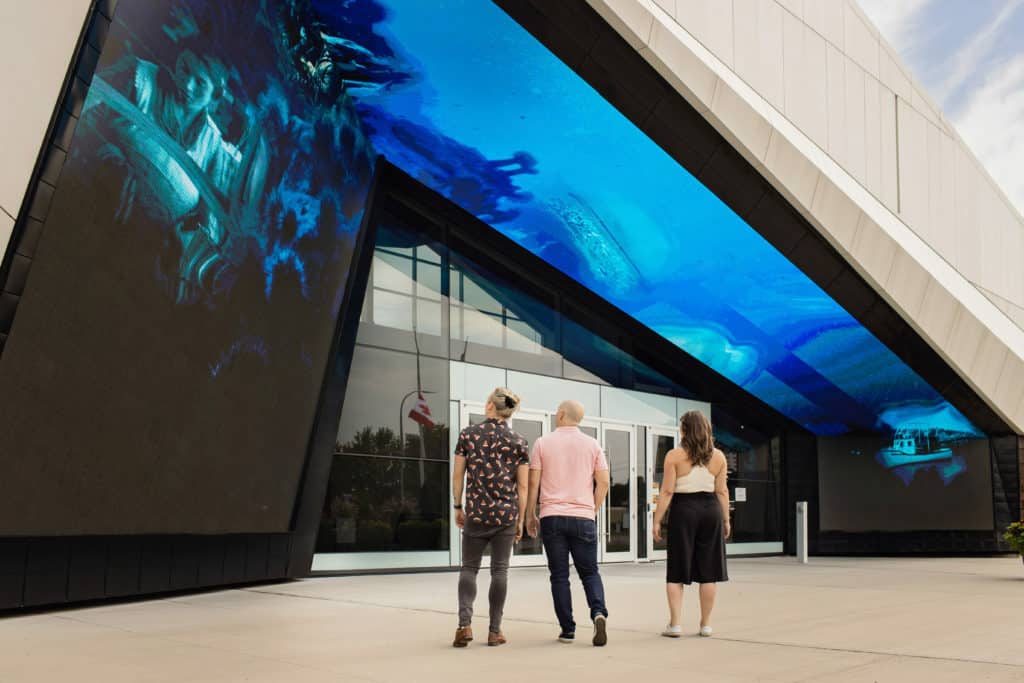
left=858, top=0, right=1024, bottom=216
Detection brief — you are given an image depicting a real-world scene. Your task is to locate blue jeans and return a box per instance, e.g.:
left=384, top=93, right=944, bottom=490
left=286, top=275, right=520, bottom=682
left=540, top=515, right=608, bottom=634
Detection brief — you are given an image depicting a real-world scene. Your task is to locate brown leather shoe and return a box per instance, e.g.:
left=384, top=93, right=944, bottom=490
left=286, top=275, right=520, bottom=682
left=487, top=631, right=507, bottom=647
left=453, top=626, right=473, bottom=648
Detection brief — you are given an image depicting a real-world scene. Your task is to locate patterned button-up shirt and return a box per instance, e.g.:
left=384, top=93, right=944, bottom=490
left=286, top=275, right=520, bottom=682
left=455, top=418, right=530, bottom=526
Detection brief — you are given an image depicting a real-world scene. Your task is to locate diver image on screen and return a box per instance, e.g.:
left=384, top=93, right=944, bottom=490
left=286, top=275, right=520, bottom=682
left=0, top=0, right=376, bottom=535
left=75, top=0, right=375, bottom=373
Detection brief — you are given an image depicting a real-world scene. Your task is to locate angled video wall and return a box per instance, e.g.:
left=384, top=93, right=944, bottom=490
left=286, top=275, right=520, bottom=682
left=311, top=0, right=979, bottom=439
left=0, top=0, right=375, bottom=534
left=311, top=0, right=993, bottom=528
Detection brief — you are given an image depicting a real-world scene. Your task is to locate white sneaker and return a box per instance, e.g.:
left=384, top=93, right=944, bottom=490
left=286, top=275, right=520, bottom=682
left=661, top=624, right=682, bottom=638
left=699, top=625, right=713, bottom=637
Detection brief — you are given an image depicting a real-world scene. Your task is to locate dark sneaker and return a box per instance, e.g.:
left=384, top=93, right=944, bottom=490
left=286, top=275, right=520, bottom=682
left=453, top=626, right=473, bottom=648
left=557, top=632, right=575, bottom=643
left=487, top=631, right=507, bottom=646
left=592, top=615, right=607, bottom=646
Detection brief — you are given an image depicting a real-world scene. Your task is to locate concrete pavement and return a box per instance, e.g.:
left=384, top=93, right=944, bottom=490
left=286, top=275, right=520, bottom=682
left=2, top=556, right=1023, bottom=682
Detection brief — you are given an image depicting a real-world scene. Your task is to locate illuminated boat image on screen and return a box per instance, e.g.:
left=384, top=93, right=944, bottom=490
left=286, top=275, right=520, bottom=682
left=876, top=426, right=953, bottom=469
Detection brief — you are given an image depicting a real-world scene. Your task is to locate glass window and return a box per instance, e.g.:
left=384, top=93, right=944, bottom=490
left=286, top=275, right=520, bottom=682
left=461, top=308, right=505, bottom=348
left=604, top=428, right=632, bottom=554
left=651, top=433, right=675, bottom=553
left=509, top=417, right=544, bottom=557
left=724, top=441, right=781, bottom=543
left=318, top=346, right=450, bottom=553
left=373, top=251, right=414, bottom=294
left=360, top=215, right=448, bottom=358
left=372, top=290, right=413, bottom=331
left=449, top=255, right=560, bottom=375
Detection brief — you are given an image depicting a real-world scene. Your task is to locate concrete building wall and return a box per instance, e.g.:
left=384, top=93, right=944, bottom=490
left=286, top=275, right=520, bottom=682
left=0, top=0, right=92, bottom=255
left=590, top=0, right=1024, bottom=433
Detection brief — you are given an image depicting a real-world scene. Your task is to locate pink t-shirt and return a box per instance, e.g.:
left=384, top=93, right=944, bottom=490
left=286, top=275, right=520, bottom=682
left=529, top=426, right=609, bottom=519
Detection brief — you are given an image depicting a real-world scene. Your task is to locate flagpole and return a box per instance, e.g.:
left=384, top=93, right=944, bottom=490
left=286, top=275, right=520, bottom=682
left=413, top=327, right=427, bottom=487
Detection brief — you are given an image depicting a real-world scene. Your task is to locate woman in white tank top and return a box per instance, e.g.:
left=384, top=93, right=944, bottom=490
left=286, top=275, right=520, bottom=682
left=651, top=411, right=731, bottom=638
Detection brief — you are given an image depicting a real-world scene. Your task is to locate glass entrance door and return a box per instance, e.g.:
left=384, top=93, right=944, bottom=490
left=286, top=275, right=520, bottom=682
left=599, top=423, right=636, bottom=562
left=646, top=427, right=676, bottom=561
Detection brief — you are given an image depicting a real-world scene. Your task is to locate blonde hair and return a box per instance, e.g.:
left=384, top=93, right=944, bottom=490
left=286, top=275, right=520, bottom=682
left=487, top=387, right=521, bottom=419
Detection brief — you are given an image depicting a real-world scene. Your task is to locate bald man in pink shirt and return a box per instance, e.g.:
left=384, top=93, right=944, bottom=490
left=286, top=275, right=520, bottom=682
left=525, top=400, right=610, bottom=646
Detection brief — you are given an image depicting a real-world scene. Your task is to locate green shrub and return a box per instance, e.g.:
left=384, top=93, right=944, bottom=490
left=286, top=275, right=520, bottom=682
left=1003, top=521, right=1024, bottom=554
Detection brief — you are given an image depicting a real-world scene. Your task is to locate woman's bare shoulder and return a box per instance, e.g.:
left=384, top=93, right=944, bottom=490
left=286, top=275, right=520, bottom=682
left=711, top=448, right=728, bottom=470
left=665, top=447, right=687, bottom=463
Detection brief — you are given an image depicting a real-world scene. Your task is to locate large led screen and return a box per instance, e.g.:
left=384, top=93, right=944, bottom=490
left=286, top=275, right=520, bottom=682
left=314, top=0, right=982, bottom=443
left=0, top=0, right=375, bottom=534
left=818, top=435, right=994, bottom=531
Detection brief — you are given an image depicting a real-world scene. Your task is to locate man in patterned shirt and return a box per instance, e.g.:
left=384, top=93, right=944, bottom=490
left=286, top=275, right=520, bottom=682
left=451, top=387, right=530, bottom=648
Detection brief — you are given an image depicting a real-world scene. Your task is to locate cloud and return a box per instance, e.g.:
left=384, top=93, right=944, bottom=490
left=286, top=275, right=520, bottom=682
left=856, top=0, right=933, bottom=52
left=953, top=53, right=1024, bottom=215
left=934, top=0, right=1024, bottom=104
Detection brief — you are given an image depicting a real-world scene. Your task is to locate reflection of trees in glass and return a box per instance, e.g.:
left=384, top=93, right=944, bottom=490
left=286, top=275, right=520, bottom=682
left=337, top=426, right=401, bottom=455
left=336, top=423, right=449, bottom=458
left=317, top=423, right=451, bottom=554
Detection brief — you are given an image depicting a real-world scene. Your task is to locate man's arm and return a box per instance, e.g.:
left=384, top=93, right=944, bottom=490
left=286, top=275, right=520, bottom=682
left=713, top=450, right=731, bottom=539
left=593, top=469, right=610, bottom=512
left=452, top=455, right=467, bottom=528
left=526, top=469, right=541, bottom=537
left=515, top=464, right=529, bottom=543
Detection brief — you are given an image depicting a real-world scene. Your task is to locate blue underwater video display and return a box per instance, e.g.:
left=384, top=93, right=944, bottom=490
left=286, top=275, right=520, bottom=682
left=309, top=0, right=984, bottom=445
left=0, top=0, right=376, bottom=533
left=78, top=0, right=375, bottom=367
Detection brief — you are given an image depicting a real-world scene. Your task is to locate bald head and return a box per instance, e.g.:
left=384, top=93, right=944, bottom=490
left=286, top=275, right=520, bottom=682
left=556, top=400, right=585, bottom=426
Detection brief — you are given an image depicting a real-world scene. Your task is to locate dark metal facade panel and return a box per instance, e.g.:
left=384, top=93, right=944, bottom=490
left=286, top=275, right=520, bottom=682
left=0, top=540, right=28, bottom=610
left=23, top=539, right=70, bottom=607
left=104, top=537, right=142, bottom=598
left=67, top=538, right=108, bottom=603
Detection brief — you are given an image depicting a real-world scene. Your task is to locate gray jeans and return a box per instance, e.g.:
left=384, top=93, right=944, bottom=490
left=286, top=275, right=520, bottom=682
left=458, top=521, right=516, bottom=633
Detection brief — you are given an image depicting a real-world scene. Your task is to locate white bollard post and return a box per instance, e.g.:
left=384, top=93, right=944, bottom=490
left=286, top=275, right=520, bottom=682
left=796, top=501, right=808, bottom=564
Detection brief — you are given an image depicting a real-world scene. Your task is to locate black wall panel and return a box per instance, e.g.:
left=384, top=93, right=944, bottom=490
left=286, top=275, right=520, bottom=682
left=244, top=537, right=269, bottom=582
left=992, top=435, right=1023, bottom=549
left=0, top=541, right=27, bottom=609
left=196, top=538, right=226, bottom=588
left=267, top=537, right=291, bottom=579
left=222, top=538, right=248, bottom=586
left=104, top=538, right=141, bottom=598
left=169, top=538, right=201, bottom=592
left=67, top=539, right=107, bottom=603
left=783, top=430, right=819, bottom=555
left=23, top=539, right=71, bottom=606
left=138, top=540, right=172, bottom=595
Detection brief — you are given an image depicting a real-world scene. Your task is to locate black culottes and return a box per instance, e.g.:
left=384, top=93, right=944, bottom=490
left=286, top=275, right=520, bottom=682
left=666, top=492, right=728, bottom=585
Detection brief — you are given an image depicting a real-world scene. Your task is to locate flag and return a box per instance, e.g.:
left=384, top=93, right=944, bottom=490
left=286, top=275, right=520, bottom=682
left=408, top=392, right=435, bottom=428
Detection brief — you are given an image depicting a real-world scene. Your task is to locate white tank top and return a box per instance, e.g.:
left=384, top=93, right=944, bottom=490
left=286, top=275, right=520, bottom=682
left=675, top=464, right=716, bottom=493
